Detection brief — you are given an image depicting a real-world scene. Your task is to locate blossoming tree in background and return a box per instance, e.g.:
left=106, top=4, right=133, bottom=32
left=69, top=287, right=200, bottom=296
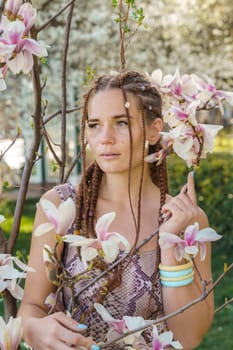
left=0, top=0, right=232, bottom=349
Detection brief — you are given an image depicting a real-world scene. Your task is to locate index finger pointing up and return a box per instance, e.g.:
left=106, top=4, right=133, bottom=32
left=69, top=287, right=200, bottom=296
left=186, top=171, right=197, bottom=205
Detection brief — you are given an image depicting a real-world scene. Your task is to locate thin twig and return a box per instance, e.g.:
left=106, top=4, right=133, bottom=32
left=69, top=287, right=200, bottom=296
left=44, top=106, right=83, bottom=125
left=215, top=298, right=233, bottom=313
left=36, top=0, right=77, bottom=33
left=0, top=129, right=21, bottom=161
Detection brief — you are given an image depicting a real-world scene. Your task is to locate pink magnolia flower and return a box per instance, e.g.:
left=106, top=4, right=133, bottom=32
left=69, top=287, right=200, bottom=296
left=152, top=325, right=183, bottom=350
left=0, top=253, right=35, bottom=299
left=159, top=222, right=222, bottom=261
left=191, top=74, right=233, bottom=113
left=34, top=197, right=76, bottom=236
left=4, top=0, right=23, bottom=19
left=64, top=212, right=130, bottom=266
left=0, top=316, right=23, bottom=350
left=94, top=303, right=148, bottom=346
left=0, top=20, right=48, bottom=74
left=18, top=3, right=37, bottom=34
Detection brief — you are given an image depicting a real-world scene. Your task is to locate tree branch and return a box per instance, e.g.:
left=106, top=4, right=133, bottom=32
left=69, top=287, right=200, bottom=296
left=59, top=2, right=74, bottom=183
left=36, top=0, right=77, bottom=33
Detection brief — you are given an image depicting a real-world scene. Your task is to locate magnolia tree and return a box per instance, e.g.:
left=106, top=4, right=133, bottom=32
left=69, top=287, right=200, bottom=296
left=0, top=0, right=233, bottom=349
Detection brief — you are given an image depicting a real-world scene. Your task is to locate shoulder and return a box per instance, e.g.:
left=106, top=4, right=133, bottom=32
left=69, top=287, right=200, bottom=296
left=41, top=183, right=77, bottom=205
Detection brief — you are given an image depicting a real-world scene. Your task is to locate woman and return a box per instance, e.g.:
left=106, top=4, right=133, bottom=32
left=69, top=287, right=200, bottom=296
left=18, top=71, right=214, bottom=349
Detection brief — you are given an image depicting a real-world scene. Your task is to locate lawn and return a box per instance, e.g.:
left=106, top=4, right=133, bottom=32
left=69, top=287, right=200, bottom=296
left=0, top=153, right=233, bottom=349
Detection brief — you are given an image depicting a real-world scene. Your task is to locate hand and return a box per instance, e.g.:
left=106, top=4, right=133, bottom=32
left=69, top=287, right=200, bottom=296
left=159, top=172, right=198, bottom=235
left=24, top=312, right=96, bottom=350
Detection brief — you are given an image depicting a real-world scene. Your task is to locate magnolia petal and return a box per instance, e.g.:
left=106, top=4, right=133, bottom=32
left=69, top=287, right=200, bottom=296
left=57, top=198, right=76, bottom=234
left=7, top=316, right=23, bottom=349
left=159, top=330, right=173, bottom=346
left=218, top=90, right=233, bottom=106
left=22, top=50, right=33, bottom=74
left=94, top=303, right=115, bottom=322
left=68, top=237, right=97, bottom=247
left=159, top=232, right=184, bottom=249
left=0, top=279, right=7, bottom=292
left=101, top=240, right=119, bottom=263
left=95, top=212, right=116, bottom=240
left=184, top=245, right=199, bottom=257
left=199, top=242, right=207, bottom=261
left=22, top=38, right=48, bottom=57
left=107, top=232, right=130, bottom=251
left=34, top=222, right=54, bottom=236
left=10, top=256, right=35, bottom=272
left=195, top=228, right=222, bottom=242
left=81, top=246, right=98, bottom=263
left=123, top=316, right=146, bottom=331
left=174, top=245, right=185, bottom=262
left=39, top=198, right=58, bottom=227
left=0, top=265, right=26, bottom=279
left=151, top=69, right=163, bottom=86
left=6, top=280, right=24, bottom=300
left=7, top=52, right=24, bottom=74
left=171, top=340, right=183, bottom=349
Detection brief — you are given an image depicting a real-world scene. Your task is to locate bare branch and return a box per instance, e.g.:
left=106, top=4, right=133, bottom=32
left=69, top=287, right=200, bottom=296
left=59, top=2, right=74, bottom=183
left=44, top=106, right=82, bottom=125
left=36, top=0, right=77, bottom=33
left=0, top=129, right=21, bottom=162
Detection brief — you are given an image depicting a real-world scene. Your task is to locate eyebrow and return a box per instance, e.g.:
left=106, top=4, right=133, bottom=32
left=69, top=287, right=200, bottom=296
left=87, top=114, right=133, bottom=121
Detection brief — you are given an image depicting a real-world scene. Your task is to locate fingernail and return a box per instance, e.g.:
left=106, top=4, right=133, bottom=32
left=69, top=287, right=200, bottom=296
left=191, top=170, right=195, bottom=177
left=77, top=323, right=88, bottom=330
left=91, top=345, right=100, bottom=350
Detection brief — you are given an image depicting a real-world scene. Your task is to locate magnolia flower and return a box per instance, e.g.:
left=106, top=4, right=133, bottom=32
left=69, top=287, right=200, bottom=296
left=94, top=303, right=148, bottom=346
left=64, top=212, right=130, bottom=266
left=34, top=197, right=76, bottom=236
left=18, top=3, right=37, bottom=34
left=152, top=325, right=183, bottom=350
left=0, top=20, right=48, bottom=74
left=0, top=254, right=35, bottom=299
left=159, top=222, right=222, bottom=261
left=4, top=0, right=23, bottom=19
left=0, top=316, right=23, bottom=350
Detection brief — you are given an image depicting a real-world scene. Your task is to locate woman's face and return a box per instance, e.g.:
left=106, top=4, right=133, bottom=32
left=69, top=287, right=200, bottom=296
left=86, top=88, right=160, bottom=175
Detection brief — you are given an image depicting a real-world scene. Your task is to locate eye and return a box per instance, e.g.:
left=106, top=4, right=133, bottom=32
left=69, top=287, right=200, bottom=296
left=117, top=120, right=128, bottom=127
left=87, top=122, right=99, bottom=129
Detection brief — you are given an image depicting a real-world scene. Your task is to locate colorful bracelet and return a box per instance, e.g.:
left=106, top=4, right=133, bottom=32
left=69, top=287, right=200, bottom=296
left=159, top=261, right=194, bottom=287
left=159, top=261, right=193, bottom=272
left=160, top=271, right=194, bottom=282
left=159, top=267, right=193, bottom=278
left=161, top=276, right=194, bottom=288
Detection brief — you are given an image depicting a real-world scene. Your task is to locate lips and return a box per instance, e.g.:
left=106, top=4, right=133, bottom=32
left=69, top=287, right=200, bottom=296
left=100, top=152, right=120, bottom=159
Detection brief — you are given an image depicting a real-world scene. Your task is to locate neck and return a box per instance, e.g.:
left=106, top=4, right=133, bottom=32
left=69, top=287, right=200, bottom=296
left=99, top=164, right=156, bottom=205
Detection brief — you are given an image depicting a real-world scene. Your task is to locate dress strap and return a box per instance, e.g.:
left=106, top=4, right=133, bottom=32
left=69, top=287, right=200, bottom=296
left=54, top=182, right=76, bottom=202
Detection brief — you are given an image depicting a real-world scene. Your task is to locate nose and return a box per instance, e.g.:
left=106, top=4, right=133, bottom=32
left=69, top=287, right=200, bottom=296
left=100, top=125, right=115, bottom=145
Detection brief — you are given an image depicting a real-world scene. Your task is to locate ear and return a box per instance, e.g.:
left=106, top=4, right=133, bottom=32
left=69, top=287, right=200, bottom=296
left=146, top=118, right=163, bottom=145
